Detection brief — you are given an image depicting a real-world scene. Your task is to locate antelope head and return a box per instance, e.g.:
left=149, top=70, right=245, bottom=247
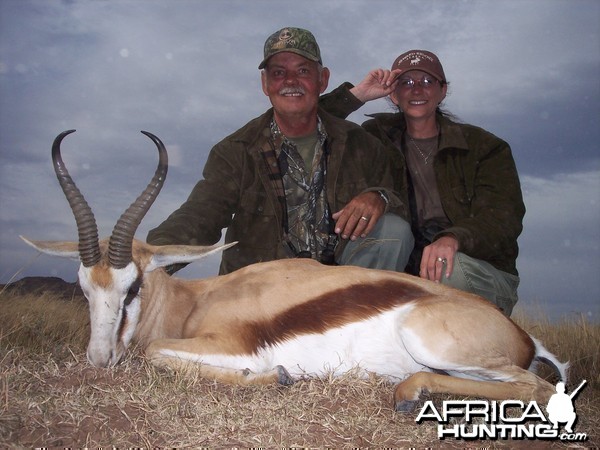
left=21, top=130, right=230, bottom=367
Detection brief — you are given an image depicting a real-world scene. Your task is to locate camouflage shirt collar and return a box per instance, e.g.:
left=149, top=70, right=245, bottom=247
left=269, top=116, right=327, bottom=152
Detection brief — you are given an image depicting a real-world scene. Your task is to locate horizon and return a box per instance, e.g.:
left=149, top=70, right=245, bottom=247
left=1, top=0, right=598, bottom=322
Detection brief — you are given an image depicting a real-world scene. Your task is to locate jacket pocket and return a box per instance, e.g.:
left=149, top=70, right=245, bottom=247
left=450, top=182, right=471, bottom=205
left=240, top=189, right=273, bottom=215
left=235, top=190, right=279, bottom=249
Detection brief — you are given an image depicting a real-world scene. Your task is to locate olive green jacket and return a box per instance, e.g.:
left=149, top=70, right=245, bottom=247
left=320, top=83, right=525, bottom=275
left=147, top=107, right=400, bottom=274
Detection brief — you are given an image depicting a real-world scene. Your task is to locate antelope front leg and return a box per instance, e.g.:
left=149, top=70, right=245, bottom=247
left=146, top=338, right=294, bottom=386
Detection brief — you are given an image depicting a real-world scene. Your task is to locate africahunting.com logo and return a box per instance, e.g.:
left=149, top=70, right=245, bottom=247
left=416, top=380, right=588, bottom=442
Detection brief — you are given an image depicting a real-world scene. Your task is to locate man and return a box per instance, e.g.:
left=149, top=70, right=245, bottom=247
left=147, top=27, right=413, bottom=274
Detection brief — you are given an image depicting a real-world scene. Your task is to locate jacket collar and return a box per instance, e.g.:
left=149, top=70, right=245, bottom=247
left=366, top=111, right=469, bottom=152
left=233, top=107, right=347, bottom=157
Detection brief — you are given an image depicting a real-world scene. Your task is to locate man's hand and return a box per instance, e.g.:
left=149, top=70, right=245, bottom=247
left=420, top=235, right=459, bottom=282
left=350, top=69, right=402, bottom=102
left=332, top=191, right=386, bottom=241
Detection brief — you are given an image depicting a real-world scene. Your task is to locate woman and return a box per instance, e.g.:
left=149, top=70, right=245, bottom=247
left=320, top=50, right=525, bottom=316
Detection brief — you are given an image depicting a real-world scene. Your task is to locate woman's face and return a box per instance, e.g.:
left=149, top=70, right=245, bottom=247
left=390, top=70, right=447, bottom=123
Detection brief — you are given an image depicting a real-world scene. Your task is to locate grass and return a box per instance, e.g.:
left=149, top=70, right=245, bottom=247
left=0, top=289, right=598, bottom=448
left=512, top=306, right=599, bottom=389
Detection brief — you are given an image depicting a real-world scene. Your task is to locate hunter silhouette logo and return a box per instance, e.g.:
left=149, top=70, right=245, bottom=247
left=546, top=379, right=587, bottom=433
left=415, top=379, right=589, bottom=441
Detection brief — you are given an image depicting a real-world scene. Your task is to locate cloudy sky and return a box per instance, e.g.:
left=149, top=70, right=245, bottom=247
left=1, top=0, right=598, bottom=321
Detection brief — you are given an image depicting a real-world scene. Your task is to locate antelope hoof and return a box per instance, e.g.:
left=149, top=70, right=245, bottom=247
left=276, top=365, right=294, bottom=386
left=394, top=399, right=418, bottom=413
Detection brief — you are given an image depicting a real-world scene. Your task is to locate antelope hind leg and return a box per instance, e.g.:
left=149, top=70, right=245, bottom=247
left=146, top=338, right=294, bottom=386
left=393, top=369, right=556, bottom=413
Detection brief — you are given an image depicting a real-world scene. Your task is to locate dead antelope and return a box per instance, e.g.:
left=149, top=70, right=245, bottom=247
left=21, top=130, right=567, bottom=412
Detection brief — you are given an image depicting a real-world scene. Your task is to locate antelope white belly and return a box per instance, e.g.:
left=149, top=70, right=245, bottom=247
left=266, top=304, right=424, bottom=379
left=155, top=304, right=426, bottom=381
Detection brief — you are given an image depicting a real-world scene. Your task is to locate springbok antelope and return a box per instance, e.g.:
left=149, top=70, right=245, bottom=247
left=21, top=130, right=567, bottom=412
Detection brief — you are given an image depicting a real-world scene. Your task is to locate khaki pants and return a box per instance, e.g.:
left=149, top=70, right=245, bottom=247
left=339, top=213, right=414, bottom=272
left=440, top=252, right=520, bottom=316
left=340, top=214, right=519, bottom=316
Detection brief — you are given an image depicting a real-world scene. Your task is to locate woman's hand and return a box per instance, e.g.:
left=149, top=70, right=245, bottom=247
left=350, top=68, right=402, bottom=102
left=420, top=235, right=459, bottom=282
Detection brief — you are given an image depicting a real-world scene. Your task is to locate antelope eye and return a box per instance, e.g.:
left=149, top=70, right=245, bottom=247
left=124, top=277, right=142, bottom=306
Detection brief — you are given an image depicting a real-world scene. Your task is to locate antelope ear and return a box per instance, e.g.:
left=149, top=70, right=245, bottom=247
left=20, top=235, right=80, bottom=260
left=146, top=241, right=238, bottom=272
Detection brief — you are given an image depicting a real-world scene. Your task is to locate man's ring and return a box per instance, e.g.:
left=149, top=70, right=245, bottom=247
left=360, top=216, right=369, bottom=222
left=437, top=257, right=447, bottom=263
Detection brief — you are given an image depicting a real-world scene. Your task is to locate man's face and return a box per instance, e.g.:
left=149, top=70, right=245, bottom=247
left=261, top=52, right=329, bottom=122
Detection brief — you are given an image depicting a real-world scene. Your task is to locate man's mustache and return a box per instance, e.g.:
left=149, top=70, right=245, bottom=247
left=279, top=87, right=305, bottom=95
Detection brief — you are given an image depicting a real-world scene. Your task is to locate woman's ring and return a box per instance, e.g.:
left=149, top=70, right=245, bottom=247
left=437, top=257, right=446, bottom=263
left=360, top=216, right=369, bottom=221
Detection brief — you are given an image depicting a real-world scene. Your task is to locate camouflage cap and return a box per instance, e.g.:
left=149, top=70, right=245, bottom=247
left=392, top=50, right=446, bottom=83
left=258, top=27, right=322, bottom=69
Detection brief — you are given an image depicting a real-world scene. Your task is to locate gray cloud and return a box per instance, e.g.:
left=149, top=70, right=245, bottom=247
left=1, top=0, right=598, bottom=321
left=518, top=172, right=600, bottom=319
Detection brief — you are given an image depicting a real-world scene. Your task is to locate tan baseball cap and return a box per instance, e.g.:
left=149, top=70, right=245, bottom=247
left=259, top=27, right=322, bottom=69
left=392, top=50, right=446, bottom=83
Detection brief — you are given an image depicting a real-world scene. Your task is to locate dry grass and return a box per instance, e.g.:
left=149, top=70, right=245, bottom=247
left=512, top=306, right=600, bottom=389
left=0, top=289, right=598, bottom=448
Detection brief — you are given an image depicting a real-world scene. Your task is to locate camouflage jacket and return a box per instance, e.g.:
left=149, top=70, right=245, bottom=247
left=320, top=83, right=525, bottom=275
left=147, top=107, right=400, bottom=274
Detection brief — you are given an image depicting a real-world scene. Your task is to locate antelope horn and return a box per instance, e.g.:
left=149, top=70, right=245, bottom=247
left=52, top=129, right=101, bottom=267
left=108, top=131, right=168, bottom=269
